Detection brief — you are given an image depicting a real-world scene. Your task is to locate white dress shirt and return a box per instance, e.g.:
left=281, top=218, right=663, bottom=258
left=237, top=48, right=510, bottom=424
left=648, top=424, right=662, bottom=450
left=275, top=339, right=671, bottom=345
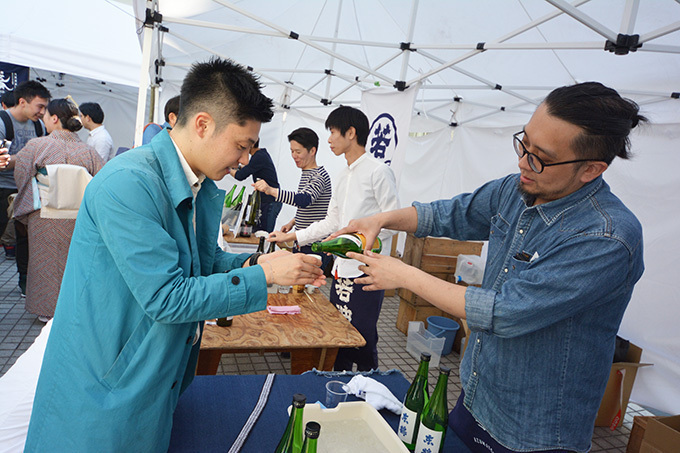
left=87, top=125, right=115, bottom=163
left=296, top=152, right=399, bottom=278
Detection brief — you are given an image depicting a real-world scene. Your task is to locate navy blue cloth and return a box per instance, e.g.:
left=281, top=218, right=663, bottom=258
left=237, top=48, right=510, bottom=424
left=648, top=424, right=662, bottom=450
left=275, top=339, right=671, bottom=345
left=169, top=372, right=471, bottom=452
left=330, top=276, right=384, bottom=371
left=233, top=148, right=280, bottom=205
left=257, top=199, right=282, bottom=233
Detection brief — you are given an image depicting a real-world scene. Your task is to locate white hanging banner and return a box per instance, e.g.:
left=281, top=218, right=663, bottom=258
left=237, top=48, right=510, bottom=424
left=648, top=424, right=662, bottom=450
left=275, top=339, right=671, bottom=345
left=361, top=83, right=419, bottom=184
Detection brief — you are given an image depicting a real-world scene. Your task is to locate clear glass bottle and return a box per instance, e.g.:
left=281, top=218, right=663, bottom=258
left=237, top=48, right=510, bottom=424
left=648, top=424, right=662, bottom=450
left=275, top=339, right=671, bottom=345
left=398, top=352, right=430, bottom=450
left=414, top=366, right=450, bottom=453
left=300, top=421, right=320, bottom=453
left=310, top=233, right=382, bottom=259
left=275, top=393, right=306, bottom=453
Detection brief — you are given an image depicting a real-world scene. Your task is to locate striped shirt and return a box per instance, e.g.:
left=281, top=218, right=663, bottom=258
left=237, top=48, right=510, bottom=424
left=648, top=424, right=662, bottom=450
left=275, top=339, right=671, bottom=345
left=276, top=166, right=332, bottom=230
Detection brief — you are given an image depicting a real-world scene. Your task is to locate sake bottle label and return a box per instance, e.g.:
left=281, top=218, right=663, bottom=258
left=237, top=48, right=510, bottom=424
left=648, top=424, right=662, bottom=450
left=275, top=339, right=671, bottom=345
left=397, top=406, right=418, bottom=443
left=414, top=424, right=443, bottom=453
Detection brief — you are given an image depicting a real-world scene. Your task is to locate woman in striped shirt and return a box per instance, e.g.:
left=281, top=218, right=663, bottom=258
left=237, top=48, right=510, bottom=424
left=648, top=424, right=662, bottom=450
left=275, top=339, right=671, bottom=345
left=253, top=127, right=331, bottom=264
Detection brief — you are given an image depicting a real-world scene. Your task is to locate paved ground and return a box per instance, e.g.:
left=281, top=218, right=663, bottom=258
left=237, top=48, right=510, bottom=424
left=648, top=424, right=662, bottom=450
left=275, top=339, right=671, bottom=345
left=0, top=256, right=651, bottom=451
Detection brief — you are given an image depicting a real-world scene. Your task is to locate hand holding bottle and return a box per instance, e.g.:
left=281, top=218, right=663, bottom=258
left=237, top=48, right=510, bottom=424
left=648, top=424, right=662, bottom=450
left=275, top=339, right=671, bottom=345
left=0, top=140, right=10, bottom=170
left=330, top=214, right=384, bottom=253
left=261, top=253, right=326, bottom=288
left=347, top=250, right=410, bottom=291
left=252, top=179, right=278, bottom=198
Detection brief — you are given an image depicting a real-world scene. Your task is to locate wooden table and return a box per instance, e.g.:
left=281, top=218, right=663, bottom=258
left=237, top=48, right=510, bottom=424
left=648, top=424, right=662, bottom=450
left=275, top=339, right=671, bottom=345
left=197, top=291, right=366, bottom=375
left=223, top=229, right=260, bottom=245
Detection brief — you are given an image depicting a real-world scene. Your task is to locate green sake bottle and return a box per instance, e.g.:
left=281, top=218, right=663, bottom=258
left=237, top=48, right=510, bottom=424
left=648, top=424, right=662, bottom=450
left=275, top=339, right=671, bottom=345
left=398, top=352, right=430, bottom=450
left=414, top=366, right=450, bottom=453
left=275, top=393, right=306, bottom=453
left=300, top=421, right=320, bottom=453
left=224, top=184, right=237, bottom=208
left=310, top=233, right=382, bottom=259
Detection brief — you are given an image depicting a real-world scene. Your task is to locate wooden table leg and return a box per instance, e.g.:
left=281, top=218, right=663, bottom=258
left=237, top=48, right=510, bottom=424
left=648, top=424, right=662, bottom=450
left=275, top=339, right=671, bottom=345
left=290, top=348, right=340, bottom=374
left=197, top=350, right=222, bottom=375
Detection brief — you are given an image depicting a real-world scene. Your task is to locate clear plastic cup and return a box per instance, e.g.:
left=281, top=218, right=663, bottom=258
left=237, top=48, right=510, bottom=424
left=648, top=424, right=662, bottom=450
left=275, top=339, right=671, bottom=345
left=325, top=380, right=348, bottom=408
left=278, top=285, right=291, bottom=294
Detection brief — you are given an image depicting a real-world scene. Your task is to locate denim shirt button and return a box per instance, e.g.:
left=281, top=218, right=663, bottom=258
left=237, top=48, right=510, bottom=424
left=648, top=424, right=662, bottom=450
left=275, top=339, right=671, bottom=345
left=504, top=268, right=508, bottom=273
left=477, top=338, right=481, bottom=344
left=519, top=229, right=524, bottom=234
left=473, top=371, right=478, bottom=376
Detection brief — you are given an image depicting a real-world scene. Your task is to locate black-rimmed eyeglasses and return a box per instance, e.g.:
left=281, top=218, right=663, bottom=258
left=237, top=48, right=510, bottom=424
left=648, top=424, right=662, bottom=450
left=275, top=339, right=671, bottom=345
left=513, top=131, right=594, bottom=174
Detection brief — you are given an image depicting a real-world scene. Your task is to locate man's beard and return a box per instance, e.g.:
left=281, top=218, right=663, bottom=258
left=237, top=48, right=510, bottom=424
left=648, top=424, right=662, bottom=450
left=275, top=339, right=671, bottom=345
left=517, top=179, right=536, bottom=205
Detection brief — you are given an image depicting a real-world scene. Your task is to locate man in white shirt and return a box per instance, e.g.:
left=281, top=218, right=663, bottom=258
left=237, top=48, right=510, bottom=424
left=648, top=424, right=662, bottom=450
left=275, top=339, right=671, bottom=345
left=269, top=106, right=400, bottom=371
left=80, top=102, right=115, bottom=163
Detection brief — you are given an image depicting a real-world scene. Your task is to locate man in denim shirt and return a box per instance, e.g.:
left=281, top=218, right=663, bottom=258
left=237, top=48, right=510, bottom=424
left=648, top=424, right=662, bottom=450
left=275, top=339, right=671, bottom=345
left=337, top=82, right=646, bottom=452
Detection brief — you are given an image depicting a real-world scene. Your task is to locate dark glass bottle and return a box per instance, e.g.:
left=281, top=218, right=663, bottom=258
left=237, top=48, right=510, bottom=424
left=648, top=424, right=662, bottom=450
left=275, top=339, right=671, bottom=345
left=275, top=393, right=306, bottom=453
left=414, top=366, right=450, bottom=453
left=300, top=421, right=320, bottom=453
left=310, top=233, right=382, bottom=259
left=216, top=316, right=233, bottom=327
left=398, top=352, right=430, bottom=450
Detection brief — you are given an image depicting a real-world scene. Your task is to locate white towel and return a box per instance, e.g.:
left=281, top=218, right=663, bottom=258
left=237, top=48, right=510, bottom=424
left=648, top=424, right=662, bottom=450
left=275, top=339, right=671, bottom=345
left=342, top=375, right=403, bottom=415
left=37, top=164, right=92, bottom=219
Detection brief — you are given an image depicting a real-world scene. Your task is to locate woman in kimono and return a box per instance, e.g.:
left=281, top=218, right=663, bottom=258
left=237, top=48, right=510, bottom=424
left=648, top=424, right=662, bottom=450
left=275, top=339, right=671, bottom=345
left=13, top=98, right=102, bottom=322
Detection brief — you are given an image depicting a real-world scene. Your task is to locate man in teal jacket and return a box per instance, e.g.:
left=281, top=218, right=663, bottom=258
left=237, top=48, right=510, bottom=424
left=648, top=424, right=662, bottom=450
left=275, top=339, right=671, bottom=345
left=25, top=58, right=325, bottom=452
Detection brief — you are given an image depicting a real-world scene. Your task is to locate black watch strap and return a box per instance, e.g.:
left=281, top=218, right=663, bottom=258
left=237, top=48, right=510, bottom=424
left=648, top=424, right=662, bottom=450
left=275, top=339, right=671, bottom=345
left=248, top=252, right=263, bottom=267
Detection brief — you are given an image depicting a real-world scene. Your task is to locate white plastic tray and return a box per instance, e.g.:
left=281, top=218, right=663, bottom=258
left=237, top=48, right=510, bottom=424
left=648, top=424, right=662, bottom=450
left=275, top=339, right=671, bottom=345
left=288, top=401, right=408, bottom=452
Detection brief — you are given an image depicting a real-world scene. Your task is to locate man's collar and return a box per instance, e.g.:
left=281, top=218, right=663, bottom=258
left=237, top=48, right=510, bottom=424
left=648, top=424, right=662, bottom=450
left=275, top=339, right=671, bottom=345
left=530, top=176, right=605, bottom=225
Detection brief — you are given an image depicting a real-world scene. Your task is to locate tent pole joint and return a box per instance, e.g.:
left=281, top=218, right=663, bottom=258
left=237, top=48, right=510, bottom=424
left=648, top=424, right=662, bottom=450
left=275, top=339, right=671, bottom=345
left=400, top=42, right=414, bottom=51
left=671, top=92, right=679, bottom=99
left=320, top=99, right=331, bottom=106
left=144, top=8, right=163, bottom=27
left=476, top=42, right=486, bottom=51
left=605, top=34, right=642, bottom=55
left=289, top=31, right=299, bottom=40
left=394, top=81, right=408, bottom=91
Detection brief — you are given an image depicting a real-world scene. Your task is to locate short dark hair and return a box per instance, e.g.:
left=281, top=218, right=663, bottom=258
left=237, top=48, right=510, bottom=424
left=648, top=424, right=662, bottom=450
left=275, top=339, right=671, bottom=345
left=544, top=82, right=647, bottom=164
left=287, top=127, right=318, bottom=152
left=164, top=95, right=180, bottom=122
left=176, top=57, right=274, bottom=131
left=1, top=91, right=16, bottom=108
left=13, top=81, right=51, bottom=105
left=324, top=106, right=370, bottom=147
left=79, top=102, right=104, bottom=124
left=48, top=98, right=83, bottom=132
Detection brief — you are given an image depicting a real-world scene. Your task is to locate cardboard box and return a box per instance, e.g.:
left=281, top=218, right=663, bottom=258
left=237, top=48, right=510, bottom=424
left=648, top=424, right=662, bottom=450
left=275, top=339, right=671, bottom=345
left=639, top=415, right=680, bottom=453
left=595, top=343, right=652, bottom=429
left=627, top=416, right=653, bottom=453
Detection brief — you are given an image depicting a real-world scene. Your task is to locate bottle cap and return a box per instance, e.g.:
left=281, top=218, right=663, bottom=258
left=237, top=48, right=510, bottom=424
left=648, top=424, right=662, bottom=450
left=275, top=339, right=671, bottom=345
left=293, top=393, right=307, bottom=407
left=420, top=352, right=431, bottom=362
left=440, top=366, right=451, bottom=376
left=304, top=421, right=321, bottom=439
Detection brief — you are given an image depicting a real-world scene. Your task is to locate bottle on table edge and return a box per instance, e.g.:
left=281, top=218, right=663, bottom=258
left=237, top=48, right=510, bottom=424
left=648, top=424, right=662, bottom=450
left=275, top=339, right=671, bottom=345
left=414, top=366, right=451, bottom=453
left=398, top=352, right=431, bottom=450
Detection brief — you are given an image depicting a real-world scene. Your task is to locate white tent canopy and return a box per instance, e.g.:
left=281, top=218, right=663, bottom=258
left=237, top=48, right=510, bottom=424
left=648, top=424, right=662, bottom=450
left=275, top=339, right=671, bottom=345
left=133, top=0, right=680, bottom=415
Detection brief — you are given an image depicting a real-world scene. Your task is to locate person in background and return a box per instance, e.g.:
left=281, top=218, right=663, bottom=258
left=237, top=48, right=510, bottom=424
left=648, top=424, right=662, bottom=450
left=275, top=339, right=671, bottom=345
left=142, top=95, right=181, bottom=145
left=24, top=57, right=324, bottom=452
left=0, top=81, right=50, bottom=294
left=13, top=98, right=103, bottom=322
left=1, top=91, right=16, bottom=110
left=80, top=102, right=115, bottom=163
left=230, top=140, right=281, bottom=232
left=336, top=82, right=646, bottom=453
left=253, top=127, right=332, bottom=268
left=269, top=106, right=399, bottom=372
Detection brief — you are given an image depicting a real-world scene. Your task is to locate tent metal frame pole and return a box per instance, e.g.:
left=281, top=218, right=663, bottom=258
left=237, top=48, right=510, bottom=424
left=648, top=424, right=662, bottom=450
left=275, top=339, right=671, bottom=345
left=213, top=0, right=397, bottom=86
left=324, top=0, right=344, bottom=102
left=406, top=0, right=589, bottom=86
left=134, top=17, right=155, bottom=148
left=399, top=0, right=419, bottom=81
left=330, top=51, right=402, bottom=100
left=545, top=0, right=618, bottom=41
left=639, top=21, right=680, bottom=44
left=620, top=0, right=640, bottom=34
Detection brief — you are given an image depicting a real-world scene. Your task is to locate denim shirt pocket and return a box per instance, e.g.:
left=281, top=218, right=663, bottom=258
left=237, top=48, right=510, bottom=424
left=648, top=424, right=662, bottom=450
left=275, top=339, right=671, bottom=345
left=487, top=213, right=510, bottom=264
left=101, top=315, right=153, bottom=390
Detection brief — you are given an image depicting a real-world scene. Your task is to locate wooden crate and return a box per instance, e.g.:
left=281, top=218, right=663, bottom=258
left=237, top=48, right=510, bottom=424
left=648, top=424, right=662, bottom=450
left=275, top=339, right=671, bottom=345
left=396, top=234, right=482, bottom=348
left=627, top=416, right=654, bottom=453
